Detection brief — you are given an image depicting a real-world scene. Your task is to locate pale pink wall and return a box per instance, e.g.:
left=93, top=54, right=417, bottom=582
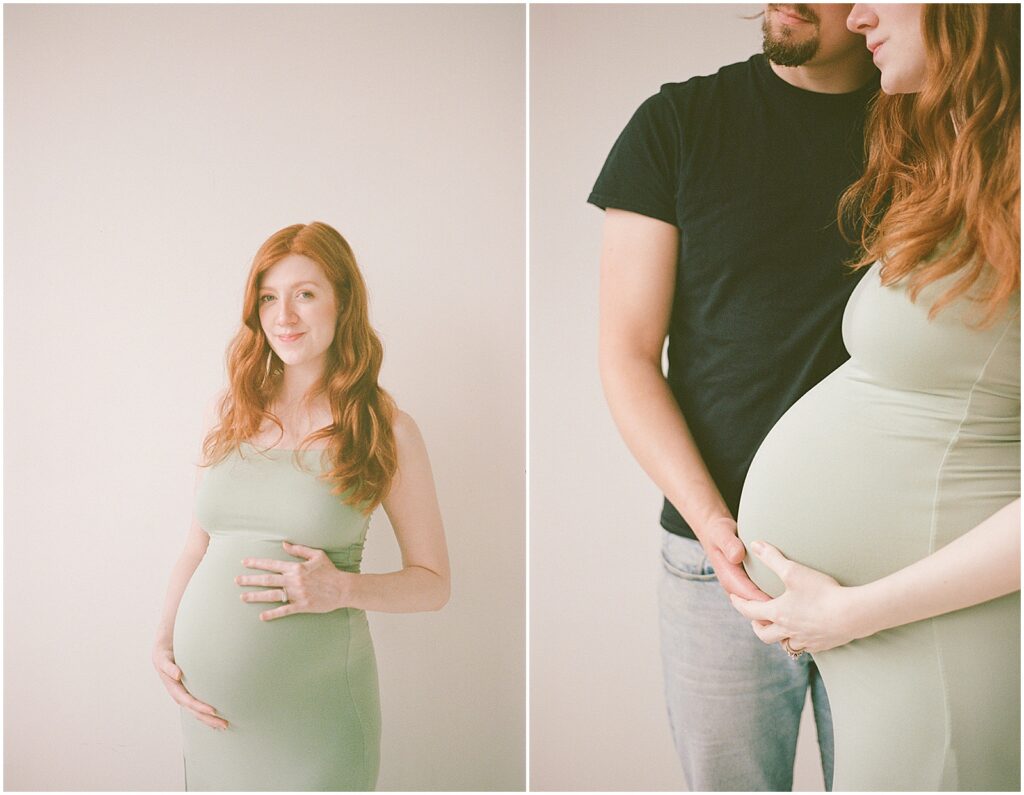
left=4, top=4, right=524, bottom=790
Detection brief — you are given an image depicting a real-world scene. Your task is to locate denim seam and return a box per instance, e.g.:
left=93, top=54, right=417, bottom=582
left=660, top=552, right=716, bottom=581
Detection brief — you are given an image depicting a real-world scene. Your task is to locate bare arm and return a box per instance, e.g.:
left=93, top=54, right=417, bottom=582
left=240, top=410, right=451, bottom=618
left=598, top=208, right=766, bottom=600
left=852, top=499, right=1020, bottom=635
left=154, top=513, right=210, bottom=648
left=152, top=396, right=229, bottom=729
left=156, top=395, right=220, bottom=640
left=346, top=410, right=451, bottom=612
left=731, top=500, right=1021, bottom=651
left=152, top=468, right=228, bottom=729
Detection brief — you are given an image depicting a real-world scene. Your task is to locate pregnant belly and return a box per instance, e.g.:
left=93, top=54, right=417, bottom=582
left=173, top=537, right=372, bottom=720
left=737, top=374, right=954, bottom=597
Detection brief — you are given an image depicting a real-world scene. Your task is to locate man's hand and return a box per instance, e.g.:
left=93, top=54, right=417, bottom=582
left=696, top=517, right=770, bottom=602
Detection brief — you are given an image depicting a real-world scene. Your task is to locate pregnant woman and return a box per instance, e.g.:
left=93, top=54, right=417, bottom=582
left=732, top=4, right=1019, bottom=791
left=151, top=222, right=450, bottom=790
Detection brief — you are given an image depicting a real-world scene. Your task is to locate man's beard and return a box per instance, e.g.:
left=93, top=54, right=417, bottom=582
left=762, top=4, right=821, bottom=67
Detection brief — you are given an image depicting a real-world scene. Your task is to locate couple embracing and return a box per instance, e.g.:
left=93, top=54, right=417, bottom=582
left=593, top=4, right=1019, bottom=791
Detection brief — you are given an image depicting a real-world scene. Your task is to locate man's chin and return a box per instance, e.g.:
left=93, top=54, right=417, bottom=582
left=763, top=37, right=820, bottom=67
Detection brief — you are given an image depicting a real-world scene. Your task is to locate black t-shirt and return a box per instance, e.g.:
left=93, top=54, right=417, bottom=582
left=589, top=53, right=879, bottom=539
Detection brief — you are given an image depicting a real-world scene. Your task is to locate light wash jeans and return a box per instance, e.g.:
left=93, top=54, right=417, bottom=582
left=658, top=530, right=834, bottom=791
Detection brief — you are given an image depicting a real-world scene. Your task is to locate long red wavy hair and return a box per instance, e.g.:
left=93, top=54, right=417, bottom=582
left=203, top=222, right=397, bottom=511
left=839, top=3, right=1020, bottom=325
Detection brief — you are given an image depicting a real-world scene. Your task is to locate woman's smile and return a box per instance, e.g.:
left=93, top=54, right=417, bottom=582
left=258, top=253, right=338, bottom=371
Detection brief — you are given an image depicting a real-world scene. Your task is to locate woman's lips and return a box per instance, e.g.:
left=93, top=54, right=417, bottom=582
left=277, top=333, right=305, bottom=343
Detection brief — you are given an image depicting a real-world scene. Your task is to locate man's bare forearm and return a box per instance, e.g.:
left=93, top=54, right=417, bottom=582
left=596, top=209, right=766, bottom=599
left=600, top=349, right=730, bottom=536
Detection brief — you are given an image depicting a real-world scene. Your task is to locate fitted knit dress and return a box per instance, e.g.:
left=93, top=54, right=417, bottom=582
left=738, top=263, right=1020, bottom=791
left=173, top=443, right=380, bottom=791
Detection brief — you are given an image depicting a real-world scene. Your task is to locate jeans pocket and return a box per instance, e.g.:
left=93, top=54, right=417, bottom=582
left=660, top=531, right=717, bottom=581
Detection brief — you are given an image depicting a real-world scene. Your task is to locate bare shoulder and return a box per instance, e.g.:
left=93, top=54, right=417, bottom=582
left=192, top=389, right=229, bottom=490
left=383, top=408, right=438, bottom=507
left=392, top=408, right=426, bottom=451
left=202, top=388, right=229, bottom=434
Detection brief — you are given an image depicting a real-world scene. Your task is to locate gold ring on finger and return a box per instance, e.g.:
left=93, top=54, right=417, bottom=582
left=782, top=638, right=805, bottom=660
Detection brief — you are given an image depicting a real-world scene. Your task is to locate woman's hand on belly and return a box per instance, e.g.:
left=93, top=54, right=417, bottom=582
left=235, top=541, right=353, bottom=621
left=151, top=644, right=229, bottom=730
left=727, top=541, right=871, bottom=654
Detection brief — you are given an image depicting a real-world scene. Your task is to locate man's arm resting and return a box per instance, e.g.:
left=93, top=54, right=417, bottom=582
left=597, top=208, right=767, bottom=600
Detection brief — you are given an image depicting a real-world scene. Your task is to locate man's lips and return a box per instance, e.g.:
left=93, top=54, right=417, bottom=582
left=772, top=6, right=812, bottom=25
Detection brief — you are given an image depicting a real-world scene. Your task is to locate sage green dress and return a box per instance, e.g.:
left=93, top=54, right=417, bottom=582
left=738, top=263, right=1020, bottom=791
left=173, top=443, right=380, bottom=791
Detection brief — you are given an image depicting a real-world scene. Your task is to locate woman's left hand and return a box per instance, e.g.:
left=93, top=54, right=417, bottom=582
left=235, top=541, right=352, bottom=621
left=728, top=541, right=869, bottom=654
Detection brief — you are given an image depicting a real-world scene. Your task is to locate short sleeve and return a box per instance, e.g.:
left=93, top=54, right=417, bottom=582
left=587, top=90, right=681, bottom=227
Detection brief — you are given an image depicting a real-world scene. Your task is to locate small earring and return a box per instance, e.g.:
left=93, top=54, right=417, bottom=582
left=262, top=348, right=273, bottom=385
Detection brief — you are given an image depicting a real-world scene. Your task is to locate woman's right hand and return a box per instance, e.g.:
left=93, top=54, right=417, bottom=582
left=152, top=644, right=228, bottom=730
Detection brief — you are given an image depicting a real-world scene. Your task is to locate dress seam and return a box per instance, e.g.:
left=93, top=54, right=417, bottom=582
left=926, top=308, right=1018, bottom=789
left=343, top=609, right=371, bottom=790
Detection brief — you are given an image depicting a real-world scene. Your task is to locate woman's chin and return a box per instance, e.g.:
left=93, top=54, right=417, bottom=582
left=276, top=352, right=313, bottom=368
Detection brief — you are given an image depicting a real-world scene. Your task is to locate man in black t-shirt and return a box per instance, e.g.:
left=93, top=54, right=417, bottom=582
left=592, top=4, right=878, bottom=790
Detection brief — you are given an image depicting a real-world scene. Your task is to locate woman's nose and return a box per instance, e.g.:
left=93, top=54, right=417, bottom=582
left=276, top=299, right=298, bottom=325
left=846, top=4, right=876, bottom=34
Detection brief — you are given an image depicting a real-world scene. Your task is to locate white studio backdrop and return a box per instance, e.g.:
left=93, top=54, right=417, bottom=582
left=529, top=4, right=827, bottom=790
left=5, top=4, right=524, bottom=791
